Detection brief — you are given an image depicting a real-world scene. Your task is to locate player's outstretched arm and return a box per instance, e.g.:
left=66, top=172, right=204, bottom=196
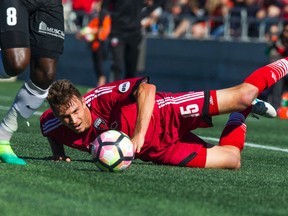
left=132, top=82, right=156, bottom=153
left=46, top=138, right=71, bottom=162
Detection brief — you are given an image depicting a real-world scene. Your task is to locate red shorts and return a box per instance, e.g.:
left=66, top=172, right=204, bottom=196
left=162, top=132, right=208, bottom=168
left=137, top=132, right=208, bottom=168
left=137, top=91, right=213, bottom=168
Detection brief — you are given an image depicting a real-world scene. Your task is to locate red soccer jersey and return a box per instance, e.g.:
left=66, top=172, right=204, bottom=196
left=40, top=77, right=212, bottom=166
left=40, top=77, right=149, bottom=153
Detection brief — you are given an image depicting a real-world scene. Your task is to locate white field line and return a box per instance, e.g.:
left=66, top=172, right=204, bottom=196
left=0, top=105, right=43, bottom=116
left=200, top=136, right=288, bottom=153
left=0, top=97, right=287, bottom=153
left=0, top=95, right=14, bottom=101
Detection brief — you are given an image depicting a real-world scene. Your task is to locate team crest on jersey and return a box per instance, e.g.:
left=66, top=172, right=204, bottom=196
left=110, top=121, right=118, bottom=129
left=119, top=81, right=130, bottom=93
left=94, top=118, right=108, bottom=130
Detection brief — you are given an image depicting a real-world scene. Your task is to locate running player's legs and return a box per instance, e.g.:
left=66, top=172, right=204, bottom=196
left=0, top=0, right=31, bottom=165
left=0, top=0, right=64, bottom=165
left=12, top=0, right=64, bottom=127
left=0, top=0, right=30, bottom=77
left=29, top=0, right=64, bottom=88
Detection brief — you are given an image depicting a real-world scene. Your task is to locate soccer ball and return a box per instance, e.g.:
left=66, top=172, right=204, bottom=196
left=80, top=27, right=95, bottom=42
left=91, top=130, right=135, bottom=172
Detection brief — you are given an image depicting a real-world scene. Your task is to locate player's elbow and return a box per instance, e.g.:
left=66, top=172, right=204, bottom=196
left=139, top=82, right=156, bottom=96
left=149, top=83, right=156, bottom=94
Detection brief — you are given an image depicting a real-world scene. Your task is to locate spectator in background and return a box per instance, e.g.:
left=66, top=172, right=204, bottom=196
left=264, top=22, right=288, bottom=110
left=76, top=0, right=111, bottom=87
left=229, top=0, right=260, bottom=38
left=244, top=0, right=261, bottom=37
left=101, top=0, right=164, bottom=81
left=281, top=0, right=288, bottom=20
left=170, top=1, right=187, bottom=29
left=257, top=1, right=282, bottom=35
left=171, top=0, right=192, bottom=38
left=172, top=0, right=207, bottom=38
left=205, top=0, right=232, bottom=38
left=72, top=0, right=97, bottom=29
left=141, top=0, right=164, bottom=35
left=190, top=0, right=208, bottom=39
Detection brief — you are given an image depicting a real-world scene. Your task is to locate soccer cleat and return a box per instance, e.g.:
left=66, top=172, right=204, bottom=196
left=0, top=141, right=26, bottom=165
left=251, top=98, right=277, bottom=118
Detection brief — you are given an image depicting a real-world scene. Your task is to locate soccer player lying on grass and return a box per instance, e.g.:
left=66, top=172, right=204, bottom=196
left=40, top=58, right=288, bottom=169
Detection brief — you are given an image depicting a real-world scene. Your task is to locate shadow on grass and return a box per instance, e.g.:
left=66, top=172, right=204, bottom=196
left=20, top=156, right=93, bottom=163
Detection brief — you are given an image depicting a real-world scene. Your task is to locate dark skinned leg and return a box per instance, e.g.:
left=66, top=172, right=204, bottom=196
left=30, top=57, right=57, bottom=89
left=1, top=48, right=30, bottom=76
left=0, top=56, right=57, bottom=165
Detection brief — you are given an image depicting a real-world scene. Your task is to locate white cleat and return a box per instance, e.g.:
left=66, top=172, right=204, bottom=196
left=251, top=98, right=277, bottom=118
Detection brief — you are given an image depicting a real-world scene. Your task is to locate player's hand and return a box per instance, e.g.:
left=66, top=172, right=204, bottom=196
left=45, top=155, right=71, bottom=162
left=131, top=134, right=145, bottom=154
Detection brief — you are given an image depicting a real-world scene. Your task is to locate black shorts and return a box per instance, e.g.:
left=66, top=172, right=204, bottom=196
left=0, top=0, right=64, bottom=59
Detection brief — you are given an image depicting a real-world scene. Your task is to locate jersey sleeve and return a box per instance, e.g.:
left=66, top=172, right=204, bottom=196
left=108, top=76, right=148, bottom=102
left=85, top=76, right=149, bottom=119
left=40, top=109, right=62, bottom=138
left=121, top=76, right=149, bottom=102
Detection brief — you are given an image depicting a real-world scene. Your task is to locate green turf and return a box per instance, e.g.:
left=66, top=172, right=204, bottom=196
left=0, top=80, right=288, bottom=216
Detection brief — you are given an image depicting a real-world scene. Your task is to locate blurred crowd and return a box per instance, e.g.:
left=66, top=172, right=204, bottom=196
left=63, top=0, right=288, bottom=41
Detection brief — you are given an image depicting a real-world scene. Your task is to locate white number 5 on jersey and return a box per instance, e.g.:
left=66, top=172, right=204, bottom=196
left=180, top=104, right=199, bottom=117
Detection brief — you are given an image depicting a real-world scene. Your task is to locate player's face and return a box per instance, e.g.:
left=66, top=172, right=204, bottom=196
left=57, top=96, right=92, bottom=133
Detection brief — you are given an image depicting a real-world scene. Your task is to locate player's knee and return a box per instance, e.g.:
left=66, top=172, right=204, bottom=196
left=2, top=49, right=30, bottom=76
left=235, top=161, right=241, bottom=170
left=236, top=84, right=257, bottom=109
left=225, top=152, right=241, bottom=170
left=229, top=157, right=241, bottom=170
left=239, top=83, right=259, bottom=106
left=238, top=94, right=252, bottom=110
left=5, top=61, right=28, bottom=76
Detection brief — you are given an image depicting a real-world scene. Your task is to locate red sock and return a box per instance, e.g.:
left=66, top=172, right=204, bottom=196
left=219, top=113, right=247, bottom=151
left=244, top=58, right=288, bottom=94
